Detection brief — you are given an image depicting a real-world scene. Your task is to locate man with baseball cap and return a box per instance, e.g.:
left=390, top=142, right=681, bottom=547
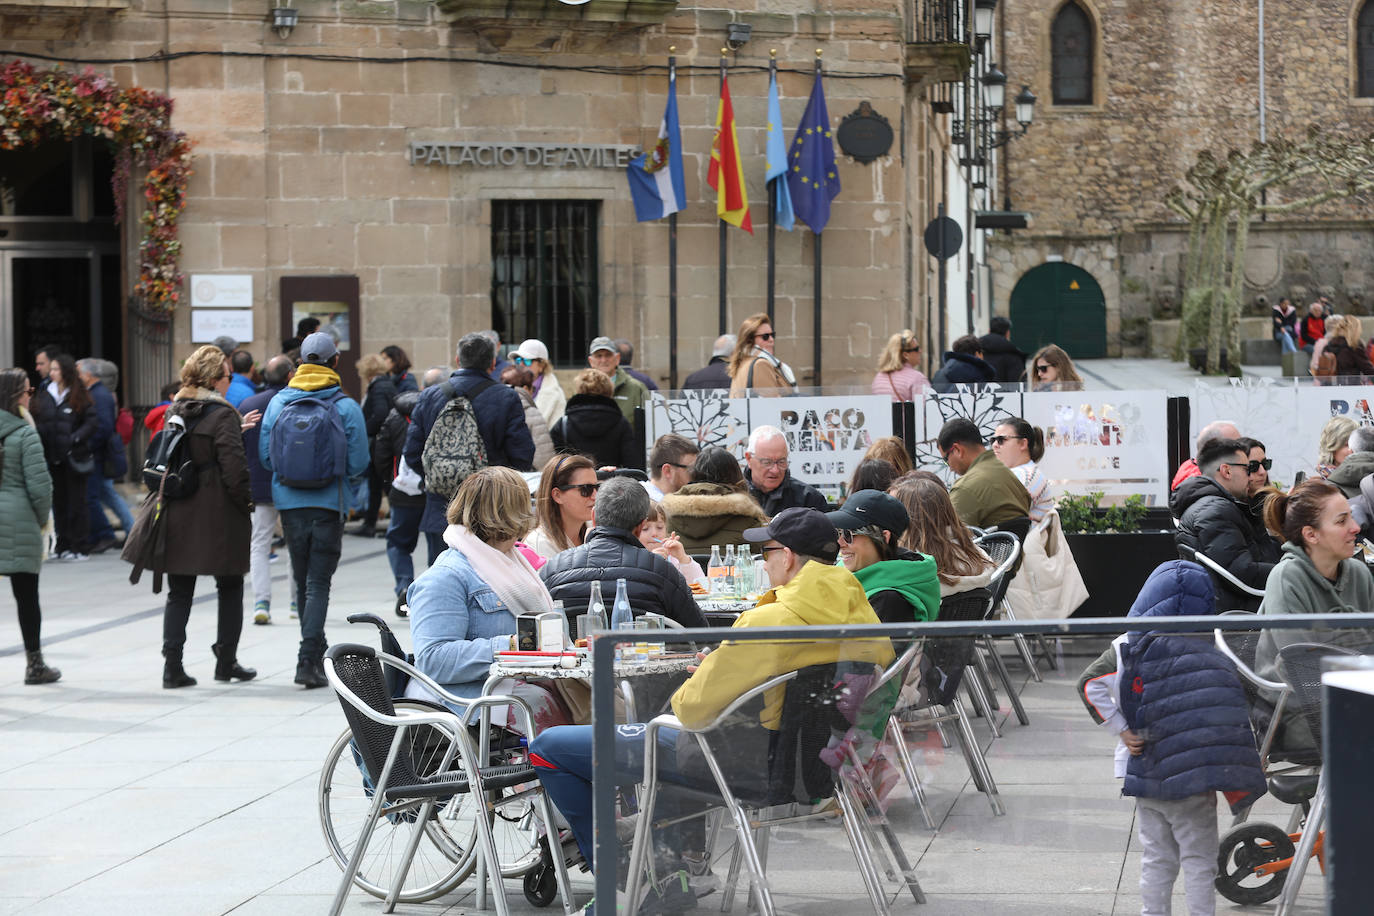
left=259, top=331, right=370, bottom=687
left=831, top=490, right=940, bottom=623
left=529, top=506, right=891, bottom=900
left=587, top=335, right=648, bottom=424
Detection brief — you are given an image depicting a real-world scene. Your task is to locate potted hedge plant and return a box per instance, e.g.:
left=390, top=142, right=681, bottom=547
left=1058, top=491, right=1179, bottom=617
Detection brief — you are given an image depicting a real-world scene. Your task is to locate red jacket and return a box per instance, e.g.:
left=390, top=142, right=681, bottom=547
left=144, top=402, right=171, bottom=436
left=1171, top=458, right=1200, bottom=491
left=1301, top=315, right=1326, bottom=347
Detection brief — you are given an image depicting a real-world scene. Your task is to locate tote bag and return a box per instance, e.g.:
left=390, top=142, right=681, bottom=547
left=1005, top=508, right=1089, bottom=619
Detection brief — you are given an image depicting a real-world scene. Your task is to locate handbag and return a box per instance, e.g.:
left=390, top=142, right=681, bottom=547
left=66, top=449, right=95, bottom=475
left=1005, top=509, right=1089, bottom=619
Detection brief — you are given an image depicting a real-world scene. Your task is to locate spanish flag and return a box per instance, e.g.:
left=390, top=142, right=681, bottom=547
left=709, top=74, right=752, bottom=233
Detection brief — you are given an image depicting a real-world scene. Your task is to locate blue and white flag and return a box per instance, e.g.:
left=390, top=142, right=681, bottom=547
left=627, top=71, right=686, bottom=222
left=765, top=68, right=795, bottom=231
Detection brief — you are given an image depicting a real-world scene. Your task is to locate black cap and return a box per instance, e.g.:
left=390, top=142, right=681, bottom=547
left=827, top=490, right=910, bottom=540
left=743, top=507, right=840, bottom=563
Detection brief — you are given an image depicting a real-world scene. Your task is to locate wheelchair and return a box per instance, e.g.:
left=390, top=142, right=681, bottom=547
left=317, top=613, right=581, bottom=908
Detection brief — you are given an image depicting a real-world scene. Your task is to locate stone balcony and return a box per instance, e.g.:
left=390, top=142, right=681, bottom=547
left=435, top=0, right=677, bottom=28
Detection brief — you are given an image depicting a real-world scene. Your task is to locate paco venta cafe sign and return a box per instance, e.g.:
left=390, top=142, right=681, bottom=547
left=408, top=141, right=643, bottom=169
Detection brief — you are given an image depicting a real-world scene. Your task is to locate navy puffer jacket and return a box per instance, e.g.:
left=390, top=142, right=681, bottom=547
left=1119, top=560, right=1267, bottom=809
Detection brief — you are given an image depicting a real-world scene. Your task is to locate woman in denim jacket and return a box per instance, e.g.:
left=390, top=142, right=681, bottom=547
left=404, top=466, right=576, bottom=731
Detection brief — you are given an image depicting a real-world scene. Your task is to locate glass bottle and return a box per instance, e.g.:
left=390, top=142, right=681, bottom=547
left=610, top=578, right=634, bottom=630
left=723, top=545, right=736, bottom=597
left=552, top=599, right=570, bottom=647
left=589, top=579, right=608, bottom=630
left=707, top=545, right=725, bottom=596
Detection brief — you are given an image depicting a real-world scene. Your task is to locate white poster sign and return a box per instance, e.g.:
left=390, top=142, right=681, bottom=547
left=1022, top=389, right=1169, bottom=505
left=747, top=396, right=893, bottom=487
left=1190, top=379, right=1308, bottom=489
left=913, top=388, right=1027, bottom=487
left=190, top=274, right=253, bottom=308
left=648, top=391, right=752, bottom=458
left=191, top=309, right=254, bottom=344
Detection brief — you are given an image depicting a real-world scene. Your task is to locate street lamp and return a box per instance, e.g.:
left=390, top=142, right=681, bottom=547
left=974, top=0, right=998, bottom=43
left=1014, top=85, right=1037, bottom=128
left=982, top=63, right=1006, bottom=111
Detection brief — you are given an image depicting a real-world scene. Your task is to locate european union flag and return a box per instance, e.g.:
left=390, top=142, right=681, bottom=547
left=785, top=69, right=840, bottom=234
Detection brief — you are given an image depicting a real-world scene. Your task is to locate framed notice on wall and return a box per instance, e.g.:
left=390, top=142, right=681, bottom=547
left=191, top=309, right=254, bottom=344
left=280, top=276, right=361, bottom=399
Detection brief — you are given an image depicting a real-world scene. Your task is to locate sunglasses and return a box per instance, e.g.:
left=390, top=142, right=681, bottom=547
left=988, top=435, right=1025, bottom=446
left=1034, top=364, right=1051, bottom=375
left=557, top=482, right=600, bottom=498
left=1248, top=459, right=1273, bottom=473
left=513, top=355, right=533, bottom=366
left=756, top=332, right=776, bottom=341
left=837, top=526, right=883, bottom=545
left=759, top=545, right=785, bottom=555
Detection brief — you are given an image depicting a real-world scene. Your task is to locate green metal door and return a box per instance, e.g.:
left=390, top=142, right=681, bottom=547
left=1008, top=262, right=1107, bottom=358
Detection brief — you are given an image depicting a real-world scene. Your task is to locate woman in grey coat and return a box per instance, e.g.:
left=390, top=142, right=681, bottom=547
left=0, top=369, right=59, bottom=684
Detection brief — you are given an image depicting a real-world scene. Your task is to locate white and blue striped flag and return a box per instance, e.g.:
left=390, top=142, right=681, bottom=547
left=627, top=70, right=686, bottom=222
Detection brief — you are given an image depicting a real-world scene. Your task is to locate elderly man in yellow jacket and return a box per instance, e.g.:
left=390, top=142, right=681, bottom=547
left=529, top=508, right=892, bottom=914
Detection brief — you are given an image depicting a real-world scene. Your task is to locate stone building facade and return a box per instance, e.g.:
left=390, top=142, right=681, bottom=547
left=991, top=0, right=1374, bottom=359
left=0, top=0, right=984, bottom=404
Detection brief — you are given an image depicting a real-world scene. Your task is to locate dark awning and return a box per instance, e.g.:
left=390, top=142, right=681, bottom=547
left=975, top=210, right=1030, bottom=230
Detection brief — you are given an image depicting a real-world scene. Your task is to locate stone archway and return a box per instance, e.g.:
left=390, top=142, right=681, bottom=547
left=1009, top=261, right=1107, bottom=358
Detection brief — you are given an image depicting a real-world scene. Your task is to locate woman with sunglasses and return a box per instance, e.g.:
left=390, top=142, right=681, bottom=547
left=832, top=490, right=940, bottom=623
left=1028, top=344, right=1083, bottom=391
left=0, top=369, right=61, bottom=684
left=510, top=338, right=566, bottom=426
left=1237, top=436, right=1282, bottom=551
left=870, top=329, right=931, bottom=402
left=525, top=453, right=598, bottom=559
left=889, top=471, right=996, bottom=597
left=728, top=312, right=797, bottom=397
left=989, top=418, right=1053, bottom=523
left=662, top=445, right=768, bottom=553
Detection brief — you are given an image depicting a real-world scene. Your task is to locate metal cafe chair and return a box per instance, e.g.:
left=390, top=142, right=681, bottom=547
left=972, top=532, right=1030, bottom=727
left=624, top=664, right=925, bottom=916
left=1178, top=545, right=1266, bottom=601
left=323, top=643, right=575, bottom=916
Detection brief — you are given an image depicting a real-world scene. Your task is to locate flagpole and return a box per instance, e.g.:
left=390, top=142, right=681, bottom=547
left=667, top=49, right=679, bottom=390
left=767, top=50, right=777, bottom=324
left=718, top=48, right=729, bottom=336
left=812, top=50, right=823, bottom=388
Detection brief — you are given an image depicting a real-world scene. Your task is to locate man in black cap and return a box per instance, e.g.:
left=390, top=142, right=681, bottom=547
left=528, top=507, right=891, bottom=902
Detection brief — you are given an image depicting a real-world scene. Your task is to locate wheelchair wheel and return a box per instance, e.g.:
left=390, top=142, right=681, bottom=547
left=1215, top=821, right=1295, bottom=905
left=318, top=699, right=477, bottom=903
left=522, top=859, right=559, bottom=907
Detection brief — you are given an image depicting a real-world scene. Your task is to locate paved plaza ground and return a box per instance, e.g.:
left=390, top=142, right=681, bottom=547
left=0, top=358, right=1325, bottom=915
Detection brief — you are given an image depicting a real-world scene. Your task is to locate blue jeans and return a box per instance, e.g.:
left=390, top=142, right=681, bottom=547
left=385, top=503, right=424, bottom=596
left=87, top=474, right=135, bottom=543
left=1275, top=330, right=1297, bottom=354
left=425, top=532, right=446, bottom=567
left=281, top=507, right=344, bottom=662
left=530, top=723, right=685, bottom=867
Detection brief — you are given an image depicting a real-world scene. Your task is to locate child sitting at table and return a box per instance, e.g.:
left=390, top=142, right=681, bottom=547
left=640, top=502, right=708, bottom=590
left=1077, top=560, right=1266, bottom=916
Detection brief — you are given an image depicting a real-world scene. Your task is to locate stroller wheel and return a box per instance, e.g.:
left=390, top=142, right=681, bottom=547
left=1215, top=822, right=1294, bottom=905
left=523, top=860, right=559, bottom=907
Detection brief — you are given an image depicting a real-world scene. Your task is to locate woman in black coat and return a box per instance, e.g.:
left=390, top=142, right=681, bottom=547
left=33, top=354, right=97, bottom=560
left=356, top=354, right=399, bottom=537
left=550, top=368, right=640, bottom=469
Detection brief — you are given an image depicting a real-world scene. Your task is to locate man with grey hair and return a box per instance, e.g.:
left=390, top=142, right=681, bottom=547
left=539, top=476, right=707, bottom=627
left=479, top=329, right=512, bottom=381
left=75, top=357, right=127, bottom=554
left=683, top=333, right=737, bottom=390
left=744, top=425, right=828, bottom=515
left=1171, top=419, right=1242, bottom=491
left=405, top=331, right=534, bottom=563
left=1329, top=425, right=1374, bottom=503
left=1171, top=436, right=1279, bottom=611
left=421, top=365, right=448, bottom=388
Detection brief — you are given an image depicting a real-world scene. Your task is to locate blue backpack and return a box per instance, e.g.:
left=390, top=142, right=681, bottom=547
left=270, top=391, right=348, bottom=489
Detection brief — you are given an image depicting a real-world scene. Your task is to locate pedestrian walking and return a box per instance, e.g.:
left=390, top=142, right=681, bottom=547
left=550, top=369, right=639, bottom=470
left=0, top=369, right=61, bottom=684
left=75, top=358, right=126, bottom=555
left=241, top=355, right=295, bottom=625
left=259, top=332, right=370, bottom=688
left=728, top=313, right=798, bottom=397
left=1029, top=344, right=1084, bottom=391
left=34, top=354, right=96, bottom=561
left=374, top=389, right=426, bottom=617
left=510, top=338, right=566, bottom=426
left=356, top=353, right=398, bottom=539
left=382, top=344, right=418, bottom=393
left=122, top=345, right=256, bottom=688
left=871, top=329, right=931, bottom=401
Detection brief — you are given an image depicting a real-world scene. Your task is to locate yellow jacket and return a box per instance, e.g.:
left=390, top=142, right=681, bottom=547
left=670, top=561, right=894, bottom=731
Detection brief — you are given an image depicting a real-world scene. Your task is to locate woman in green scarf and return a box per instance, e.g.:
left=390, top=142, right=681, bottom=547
left=832, top=489, right=941, bottom=622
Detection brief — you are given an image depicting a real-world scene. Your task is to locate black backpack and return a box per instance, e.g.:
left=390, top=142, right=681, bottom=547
left=142, top=404, right=222, bottom=500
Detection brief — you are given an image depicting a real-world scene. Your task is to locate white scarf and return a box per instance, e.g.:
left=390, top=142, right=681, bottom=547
left=444, top=524, right=554, bottom=617
left=751, top=346, right=798, bottom=388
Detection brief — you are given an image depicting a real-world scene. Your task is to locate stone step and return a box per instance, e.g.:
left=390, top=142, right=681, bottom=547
left=1241, top=338, right=1281, bottom=365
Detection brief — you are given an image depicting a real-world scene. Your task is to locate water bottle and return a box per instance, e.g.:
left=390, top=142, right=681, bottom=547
left=707, top=545, right=726, bottom=596
left=736, top=545, right=752, bottom=597
left=723, top=545, right=737, bottom=597
left=589, top=580, right=608, bottom=630
left=610, top=578, right=634, bottom=664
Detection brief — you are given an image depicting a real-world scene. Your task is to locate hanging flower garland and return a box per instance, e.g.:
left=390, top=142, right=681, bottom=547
left=1, top=60, right=193, bottom=314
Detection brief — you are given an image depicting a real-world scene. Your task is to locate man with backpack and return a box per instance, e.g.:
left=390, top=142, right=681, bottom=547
left=403, top=331, right=534, bottom=563
left=258, top=333, right=369, bottom=688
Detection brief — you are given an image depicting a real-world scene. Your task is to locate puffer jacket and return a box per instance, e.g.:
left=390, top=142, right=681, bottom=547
left=122, top=393, right=252, bottom=578
left=1170, top=475, right=1280, bottom=611
left=930, top=352, right=996, bottom=392
left=514, top=387, right=555, bottom=472
left=539, top=526, right=708, bottom=628
left=661, top=481, right=769, bottom=553
left=1119, top=561, right=1267, bottom=807
left=373, top=391, right=425, bottom=509
left=362, top=374, right=399, bottom=439
left=977, top=333, right=1027, bottom=384
left=550, top=393, right=637, bottom=469
left=744, top=467, right=829, bottom=516
left=33, top=388, right=97, bottom=469
left=0, top=410, right=53, bottom=574
left=1078, top=561, right=1267, bottom=813
left=852, top=547, right=941, bottom=624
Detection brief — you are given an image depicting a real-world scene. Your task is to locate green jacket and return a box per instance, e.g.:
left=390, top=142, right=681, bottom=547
left=949, top=449, right=1032, bottom=528
left=853, top=548, right=942, bottom=623
left=610, top=368, right=649, bottom=423
left=0, top=411, right=53, bottom=575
